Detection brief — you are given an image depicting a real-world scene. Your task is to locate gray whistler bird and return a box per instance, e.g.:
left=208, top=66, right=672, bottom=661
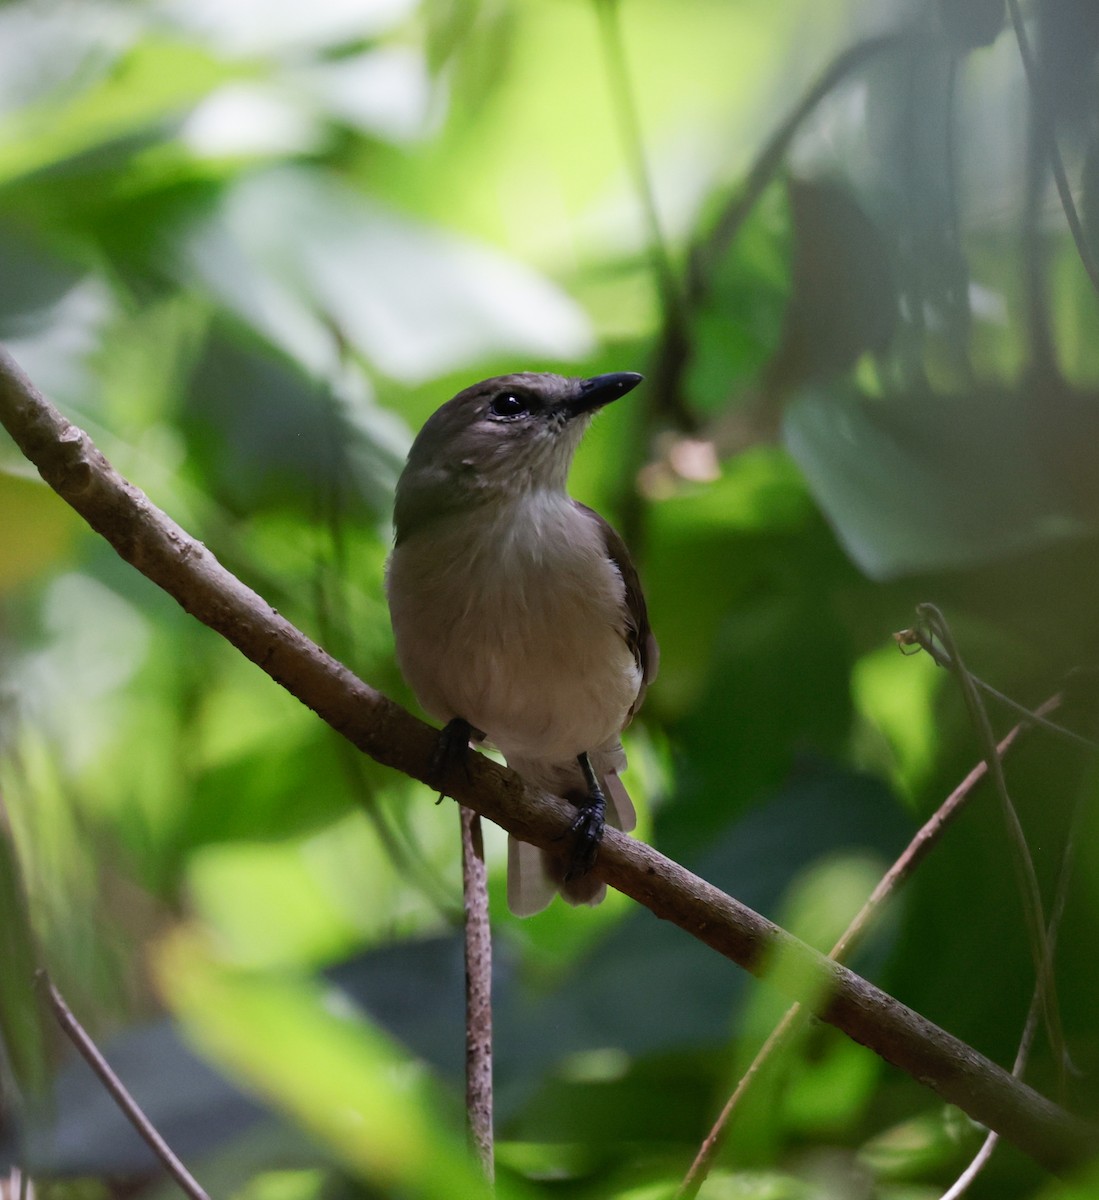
left=386, top=371, right=658, bottom=915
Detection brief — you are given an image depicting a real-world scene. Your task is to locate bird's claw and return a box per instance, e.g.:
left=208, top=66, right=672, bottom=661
left=562, top=802, right=605, bottom=880
left=557, top=752, right=608, bottom=879
left=431, top=718, right=479, bottom=801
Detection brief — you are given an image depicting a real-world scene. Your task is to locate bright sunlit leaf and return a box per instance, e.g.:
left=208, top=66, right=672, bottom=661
left=181, top=167, right=594, bottom=384
left=157, top=930, right=502, bottom=1198
left=850, top=642, right=943, bottom=802
left=860, top=1108, right=978, bottom=1180
left=0, top=472, right=81, bottom=594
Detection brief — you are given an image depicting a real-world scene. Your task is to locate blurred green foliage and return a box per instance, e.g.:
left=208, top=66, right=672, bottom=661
left=1, top=0, right=1099, bottom=1197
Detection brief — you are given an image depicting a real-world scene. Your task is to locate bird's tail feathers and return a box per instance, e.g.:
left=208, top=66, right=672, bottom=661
left=505, top=745, right=634, bottom=916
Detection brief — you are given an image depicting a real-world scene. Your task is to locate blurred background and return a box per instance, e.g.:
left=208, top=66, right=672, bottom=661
left=1, top=0, right=1099, bottom=1196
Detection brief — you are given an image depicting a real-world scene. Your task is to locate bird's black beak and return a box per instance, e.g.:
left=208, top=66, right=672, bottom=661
left=568, top=372, right=643, bottom=417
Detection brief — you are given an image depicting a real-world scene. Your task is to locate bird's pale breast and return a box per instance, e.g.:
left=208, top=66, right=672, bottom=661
left=386, top=491, right=641, bottom=763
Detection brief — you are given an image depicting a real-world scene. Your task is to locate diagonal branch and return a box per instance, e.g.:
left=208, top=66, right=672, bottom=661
left=677, top=692, right=1065, bottom=1199
left=40, top=975, right=210, bottom=1200
left=0, top=345, right=1095, bottom=1176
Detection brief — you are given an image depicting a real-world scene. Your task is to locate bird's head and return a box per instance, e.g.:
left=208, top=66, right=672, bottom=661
left=394, top=371, right=642, bottom=539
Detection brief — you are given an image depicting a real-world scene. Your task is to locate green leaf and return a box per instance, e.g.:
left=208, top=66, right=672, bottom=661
left=765, top=178, right=897, bottom=397
left=157, top=931, right=505, bottom=1198
left=179, top=167, right=594, bottom=383
left=0, top=814, right=49, bottom=1099
left=784, top=384, right=1090, bottom=578
left=860, top=1108, right=978, bottom=1180
left=644, top=448, right=816, bottom=715
left=0, top=36, right=229, bottom=184
left=1038, top=1160, right=1099, bottom=1199
left=182, top=324, right=404, bottom=520
left=0, top=471, right=82, bottom=594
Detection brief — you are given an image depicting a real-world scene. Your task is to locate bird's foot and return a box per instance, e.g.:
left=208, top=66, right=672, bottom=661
left=431, top=718, right=480, bottom=803
left=562, top=796, right=605, bottom=880
left=560, top=752, right=606, bottom=880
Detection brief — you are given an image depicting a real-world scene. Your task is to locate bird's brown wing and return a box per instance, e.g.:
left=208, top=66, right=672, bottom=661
left=572, top=501, right=658, bottom=713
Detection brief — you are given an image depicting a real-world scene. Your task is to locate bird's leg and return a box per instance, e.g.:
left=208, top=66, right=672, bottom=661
left=431, top=717, right=483, bottom=803
left=562, top=751, right=606, bottom=880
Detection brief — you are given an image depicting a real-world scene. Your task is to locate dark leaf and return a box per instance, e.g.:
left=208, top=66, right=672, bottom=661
left=937, top=0, right=1006, bottom=52
left=764, top=178, right=897, bottom=398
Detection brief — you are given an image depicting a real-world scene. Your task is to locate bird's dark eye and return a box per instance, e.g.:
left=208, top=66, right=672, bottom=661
left=489, top=392, right=527, bottom=419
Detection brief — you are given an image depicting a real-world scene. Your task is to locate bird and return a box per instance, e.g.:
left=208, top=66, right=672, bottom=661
left=385, top=371, right=658, bottom=915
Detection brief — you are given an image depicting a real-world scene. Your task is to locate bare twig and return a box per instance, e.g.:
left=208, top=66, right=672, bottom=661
left=645, top=27, right=921, bottom=426
left=0, top=346, right=1095, bottom=1174
left=939, top=979, right=1042, bottom=1200
left=939, top=1004, right=1039, bottom=1200
left=595, top=0, right=697, bottom=437
left=915, top=604, right=1063, bottom=1085
left=688, top=29, right=918, bottom=300
left=894, top=627, right=1099, bottom=752
left=595, top=1, right=688, bottom=343
left=678, top=693, right=1063, bottom=1198
left=942, top=1128, right=999, bottom=1200
left=1007, top=0, right=1099, bottom=301
left=461, top=807, right=494, bottom=1180
left=39, top=975, right=210, bottom=1200
left=940, top=789, right=1080, bottom=1200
